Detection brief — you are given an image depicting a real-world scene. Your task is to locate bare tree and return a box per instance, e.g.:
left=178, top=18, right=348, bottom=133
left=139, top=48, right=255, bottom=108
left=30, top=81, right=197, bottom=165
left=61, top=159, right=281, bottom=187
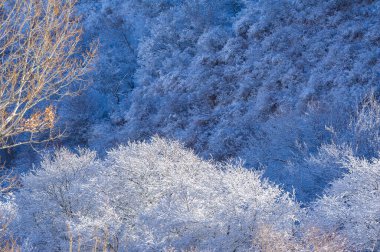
left=0, top=0, right=96, bottom=149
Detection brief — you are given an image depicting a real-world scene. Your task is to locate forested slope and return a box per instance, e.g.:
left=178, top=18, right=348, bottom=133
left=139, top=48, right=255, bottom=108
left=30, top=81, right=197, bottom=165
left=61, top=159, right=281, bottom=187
left=62, top=0, right=380, bottom=200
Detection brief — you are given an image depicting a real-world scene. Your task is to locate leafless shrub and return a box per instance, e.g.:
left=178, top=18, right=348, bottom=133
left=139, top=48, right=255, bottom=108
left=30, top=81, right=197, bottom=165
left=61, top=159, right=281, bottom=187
left=253, top=225, right=349, bottom=252
left=0, top=0, right=96, bottom=149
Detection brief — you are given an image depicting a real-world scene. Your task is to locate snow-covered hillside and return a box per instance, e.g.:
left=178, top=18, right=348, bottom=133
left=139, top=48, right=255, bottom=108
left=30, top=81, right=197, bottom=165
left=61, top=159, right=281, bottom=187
left=60, top=0, right=380, bottom=200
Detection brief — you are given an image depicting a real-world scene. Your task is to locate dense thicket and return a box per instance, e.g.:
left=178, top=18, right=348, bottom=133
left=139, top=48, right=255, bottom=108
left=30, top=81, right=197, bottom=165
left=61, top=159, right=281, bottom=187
left=8, top=138, right=300, bottom=251
left=55, top=0, right=380, bottom=201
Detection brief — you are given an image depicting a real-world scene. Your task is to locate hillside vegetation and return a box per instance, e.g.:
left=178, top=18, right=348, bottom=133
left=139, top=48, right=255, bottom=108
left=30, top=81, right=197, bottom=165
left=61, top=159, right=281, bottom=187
left=1, top=0, right=379, bottom=250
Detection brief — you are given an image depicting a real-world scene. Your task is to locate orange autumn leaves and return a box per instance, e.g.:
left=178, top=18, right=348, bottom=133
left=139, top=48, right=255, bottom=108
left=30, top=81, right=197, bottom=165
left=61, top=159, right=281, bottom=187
left=23, top=106, right=55, bottom=133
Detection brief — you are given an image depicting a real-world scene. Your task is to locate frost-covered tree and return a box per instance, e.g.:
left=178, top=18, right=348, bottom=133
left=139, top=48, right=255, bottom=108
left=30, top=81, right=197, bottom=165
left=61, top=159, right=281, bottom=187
left=310, top=146, right=380, bottom=250
left=13, top=149, right=121, bottom=251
